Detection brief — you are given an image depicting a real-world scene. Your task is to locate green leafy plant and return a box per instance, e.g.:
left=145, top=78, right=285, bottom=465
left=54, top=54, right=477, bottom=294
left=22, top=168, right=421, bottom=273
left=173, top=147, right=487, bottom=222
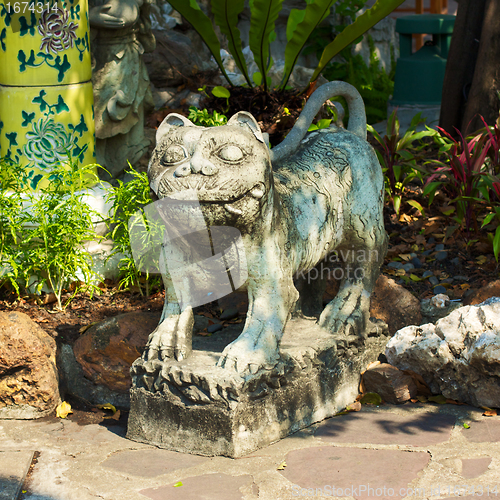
left=16, top=159, right=103, bottom=310
left=211, top=86, right=231, bottom=112
left=0, top=159, right=26, bottom=295
left=187, top=106, right=228, bottom=127
left=368, top=111, right=434, bottom=215
left=107, top=166, right=160, bottom=297
left=480, top=180, right=500, bottom=260
left=166, top=0, right=404, bottom=91
left=308, top=118, right=333, bottom=131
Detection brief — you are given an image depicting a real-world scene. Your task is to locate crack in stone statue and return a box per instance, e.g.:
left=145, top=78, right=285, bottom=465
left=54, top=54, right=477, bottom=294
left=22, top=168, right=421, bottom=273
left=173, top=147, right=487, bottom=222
left=136, top=81, right=387, bottom=381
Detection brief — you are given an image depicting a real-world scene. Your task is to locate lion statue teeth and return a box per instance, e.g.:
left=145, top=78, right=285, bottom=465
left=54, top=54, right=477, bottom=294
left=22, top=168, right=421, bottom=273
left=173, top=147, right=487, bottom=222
left=143, top=81, right=387, bottom=376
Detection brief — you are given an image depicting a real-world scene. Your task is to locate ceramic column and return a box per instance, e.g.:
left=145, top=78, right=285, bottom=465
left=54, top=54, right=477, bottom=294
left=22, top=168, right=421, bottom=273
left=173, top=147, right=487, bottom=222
left=0, top=0, right=95, bottom=188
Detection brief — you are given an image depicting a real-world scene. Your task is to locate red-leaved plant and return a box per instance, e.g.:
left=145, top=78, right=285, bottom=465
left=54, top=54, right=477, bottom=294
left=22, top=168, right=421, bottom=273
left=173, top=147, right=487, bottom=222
left=424, top=126, right=491, bottom=235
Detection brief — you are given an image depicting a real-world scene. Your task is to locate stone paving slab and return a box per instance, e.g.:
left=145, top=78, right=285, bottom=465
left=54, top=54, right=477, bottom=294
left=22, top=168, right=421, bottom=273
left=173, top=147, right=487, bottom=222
left=101, top=449, right=208, bottom=478
left=0, top=451, right=34, bottom=500
left=462, top=419, right=500, bottom=443
left=1, top=405, right=499, bottom=500
left=280, top=446, right=430, bottom=500
left=139, top=473, right=255, bottom=500
left=461, top=457, right=492, bottom=479
left=315, top=408, right=456, bottom=446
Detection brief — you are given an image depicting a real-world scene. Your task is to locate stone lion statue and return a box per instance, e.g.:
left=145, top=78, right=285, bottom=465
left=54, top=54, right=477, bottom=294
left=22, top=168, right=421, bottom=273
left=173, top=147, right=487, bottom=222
left=142, top=81, right=387, bottom=376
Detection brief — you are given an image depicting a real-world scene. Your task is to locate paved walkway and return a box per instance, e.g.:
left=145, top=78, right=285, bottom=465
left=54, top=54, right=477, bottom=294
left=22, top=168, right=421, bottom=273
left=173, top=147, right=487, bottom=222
left=1, top=403, right=499, bottom=500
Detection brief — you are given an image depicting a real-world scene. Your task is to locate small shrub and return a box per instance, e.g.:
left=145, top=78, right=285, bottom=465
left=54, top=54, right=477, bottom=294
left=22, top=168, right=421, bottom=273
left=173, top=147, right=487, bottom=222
left=107, top=166, right=160, bottom=297
left=424, top=127, right=492, bottom=235
left=188, top=107, right=228, bottom=127
left=0, top=159, right=26, bottom=295
left=368, top=111, right=434, bottom=214
left=0, top=156, right=104, bottom=310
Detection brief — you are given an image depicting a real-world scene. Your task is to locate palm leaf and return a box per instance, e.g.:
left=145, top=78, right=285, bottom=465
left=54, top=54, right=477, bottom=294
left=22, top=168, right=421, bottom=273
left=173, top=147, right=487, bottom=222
left=279, top=0, right=335, bottom=90
left=211, top=0, right=252, bottom=86
left=249, top=0, right=284, bottom=91
left=167, top=0, right=233, bottom=85
left=310, top=0, right=405, bottom=82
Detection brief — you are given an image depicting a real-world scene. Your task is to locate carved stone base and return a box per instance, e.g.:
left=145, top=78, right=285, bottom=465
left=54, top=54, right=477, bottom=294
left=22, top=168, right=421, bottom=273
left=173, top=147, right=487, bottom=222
left=126, top=318, right=388, bottom=457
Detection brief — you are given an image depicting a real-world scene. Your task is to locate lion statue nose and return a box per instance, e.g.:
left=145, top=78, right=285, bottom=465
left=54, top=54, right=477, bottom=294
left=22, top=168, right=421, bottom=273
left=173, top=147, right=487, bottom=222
left=174, top=159, right=218, bottom=177
left=191, top=152, right=219, bottom=176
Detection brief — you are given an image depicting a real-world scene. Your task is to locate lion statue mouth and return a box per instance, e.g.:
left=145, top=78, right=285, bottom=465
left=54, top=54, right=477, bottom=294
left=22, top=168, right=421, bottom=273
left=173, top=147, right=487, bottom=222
left=157, top=175, right=266, bottom=216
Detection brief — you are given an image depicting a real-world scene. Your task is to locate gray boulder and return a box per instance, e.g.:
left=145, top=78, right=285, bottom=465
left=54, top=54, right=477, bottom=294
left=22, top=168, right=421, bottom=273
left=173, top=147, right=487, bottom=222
left=386, top=297, right=500, bottom=408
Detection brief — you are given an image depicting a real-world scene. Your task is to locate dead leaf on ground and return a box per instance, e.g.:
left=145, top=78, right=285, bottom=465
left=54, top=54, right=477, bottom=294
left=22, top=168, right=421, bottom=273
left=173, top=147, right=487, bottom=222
left=399, top=213, right=413, bottom=223
left=346, top=401, right=362, bottom=412
left=476, top=255, right=489, bottom=265
left=365, top=361, right=380, bottom=371
left=195, top=331, right=212, bottom=336
left=104, top=409, right=121, bottom=421
left=43, top=293, right=57, bottom=305
left=428, top=394, right=447, bottom=404
left=423, top=221, right=442, bottom=235
left=79, top=322, right=98, bottom=334
left=360, top=392, right=382, bottom=405
left=97, top=403, right=117, bottom=414
left=198, top=311, right=215, bottom=319
left=481, top=406, right=498, bottom=417
left=56, top=401, right=73, bottom=419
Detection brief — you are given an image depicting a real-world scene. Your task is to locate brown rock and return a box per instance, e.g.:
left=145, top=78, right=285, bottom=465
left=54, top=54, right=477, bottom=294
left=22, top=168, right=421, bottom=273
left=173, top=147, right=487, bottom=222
left=0, top=311, right=60, bottom=419
left=73, top=312, right=160, bottom=393
left=369, top=275, right=422, bottom=335
left=463, top=280, right=500, bottom=305
left=362, top=363, right=418, bottom=404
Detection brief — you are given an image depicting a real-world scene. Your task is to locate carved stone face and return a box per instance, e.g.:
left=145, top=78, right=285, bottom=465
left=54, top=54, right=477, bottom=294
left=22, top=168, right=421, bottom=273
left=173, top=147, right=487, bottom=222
left=148, top=112, right=272, bottom=225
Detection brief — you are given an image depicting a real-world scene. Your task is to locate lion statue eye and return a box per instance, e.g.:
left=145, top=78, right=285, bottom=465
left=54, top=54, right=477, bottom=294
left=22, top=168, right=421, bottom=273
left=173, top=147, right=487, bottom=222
left=162, top=144, right=188, bottom=165
left=217, top=145, right=244, bottom=162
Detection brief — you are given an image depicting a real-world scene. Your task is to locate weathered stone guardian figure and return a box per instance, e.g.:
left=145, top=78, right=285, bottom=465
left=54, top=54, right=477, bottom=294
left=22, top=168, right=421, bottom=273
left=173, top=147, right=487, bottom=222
left=127, top=81, right=388, bottom=456
left=144, top=81, right=387, bottom=374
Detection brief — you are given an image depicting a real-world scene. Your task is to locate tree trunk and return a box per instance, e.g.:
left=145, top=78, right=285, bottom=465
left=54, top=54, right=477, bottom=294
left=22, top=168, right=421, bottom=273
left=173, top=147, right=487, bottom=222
left=461, top=0, right=500, bottom=134
left=439, top=0, right=486, bottom=135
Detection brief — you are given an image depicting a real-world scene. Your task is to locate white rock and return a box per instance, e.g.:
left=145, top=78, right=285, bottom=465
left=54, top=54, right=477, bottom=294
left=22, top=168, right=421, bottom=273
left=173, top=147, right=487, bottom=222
left=430, top=293, right=449, bottom=308
left=386, top=297, right=500, bottom=407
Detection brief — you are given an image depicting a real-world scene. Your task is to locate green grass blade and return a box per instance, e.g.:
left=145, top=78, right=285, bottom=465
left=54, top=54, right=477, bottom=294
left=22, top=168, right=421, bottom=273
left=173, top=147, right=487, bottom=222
left=167, top=0, right=233, bottom=85
left=249, top=0, right=284, bottom=91
left=211, top=0, right=252, bottom=86
left=310, top=0, right=405, bottom=82
left=279, top=0, right=335, bottom=90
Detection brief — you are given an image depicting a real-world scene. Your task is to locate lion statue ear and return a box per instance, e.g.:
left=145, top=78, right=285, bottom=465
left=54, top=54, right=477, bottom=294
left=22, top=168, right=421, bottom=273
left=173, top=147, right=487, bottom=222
left=156, top=113, right=195, bottom=143
left=228, top=111, right=265, bottom=144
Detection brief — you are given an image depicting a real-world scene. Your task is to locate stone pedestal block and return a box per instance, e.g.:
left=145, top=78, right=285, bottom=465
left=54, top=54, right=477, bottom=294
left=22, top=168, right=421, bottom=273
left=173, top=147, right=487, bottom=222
left=127, top=318, right=387, bottom=457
